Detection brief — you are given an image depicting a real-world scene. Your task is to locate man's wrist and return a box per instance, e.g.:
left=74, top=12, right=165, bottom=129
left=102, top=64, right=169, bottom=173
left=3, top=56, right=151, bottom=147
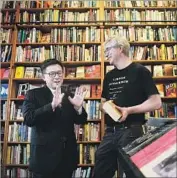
left=127, top=107, right=132, bottom=115
left=51, top=102, right=56, bottom=111
left=74, top=106, right=82, bottom=114
left=74, top=106, right=81, bottom=110
left=57, top=103, right=62, bottom=108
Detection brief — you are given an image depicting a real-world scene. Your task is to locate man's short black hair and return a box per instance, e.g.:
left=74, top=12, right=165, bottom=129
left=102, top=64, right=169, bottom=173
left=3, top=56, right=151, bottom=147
left=40, top=59, right=64, bottom=73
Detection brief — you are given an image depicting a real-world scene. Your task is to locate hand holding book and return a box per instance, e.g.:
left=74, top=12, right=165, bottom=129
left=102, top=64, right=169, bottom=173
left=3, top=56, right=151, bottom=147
left=115, top=105, right=129, bottom=122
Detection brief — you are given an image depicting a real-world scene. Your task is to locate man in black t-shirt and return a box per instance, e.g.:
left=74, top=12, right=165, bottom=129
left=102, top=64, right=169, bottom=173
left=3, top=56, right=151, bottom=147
left=92, top=36, right=162, bottom=178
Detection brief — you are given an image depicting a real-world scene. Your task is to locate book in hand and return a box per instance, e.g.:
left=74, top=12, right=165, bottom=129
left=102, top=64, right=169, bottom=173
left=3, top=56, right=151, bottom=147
left=103, top=100, right=122, bottom=122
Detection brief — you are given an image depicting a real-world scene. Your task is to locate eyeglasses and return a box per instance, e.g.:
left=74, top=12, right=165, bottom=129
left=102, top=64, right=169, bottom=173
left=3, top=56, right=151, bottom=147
left=44, top=71, right=63, bottom=78
left=104, top=45, right=119, bottom=56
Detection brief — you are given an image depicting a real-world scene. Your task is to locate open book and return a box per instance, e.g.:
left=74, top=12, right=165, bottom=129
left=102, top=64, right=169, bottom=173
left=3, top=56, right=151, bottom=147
left=103, top=100, right=122, bottom=122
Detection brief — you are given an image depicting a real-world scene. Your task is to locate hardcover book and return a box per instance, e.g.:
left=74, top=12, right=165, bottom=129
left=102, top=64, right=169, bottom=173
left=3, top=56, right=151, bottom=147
left=15, top=66, right=25, bottom=78
left=163, top=64, right=173, bottom=76
left=165, top=83, right=177, bottom=97
left=103, top=100, right=122, bottom=122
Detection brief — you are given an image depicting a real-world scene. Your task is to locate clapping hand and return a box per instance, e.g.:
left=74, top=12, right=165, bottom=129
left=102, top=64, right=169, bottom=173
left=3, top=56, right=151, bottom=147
left=51, top=85, right=65, bottom=111
left=68, top=86, right=87, bottom=110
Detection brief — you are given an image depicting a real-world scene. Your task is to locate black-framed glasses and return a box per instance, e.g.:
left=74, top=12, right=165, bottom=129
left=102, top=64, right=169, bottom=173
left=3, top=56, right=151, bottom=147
left=104, top=45, right=119, bottom=56
left=44, top=71, right=63, bottom=78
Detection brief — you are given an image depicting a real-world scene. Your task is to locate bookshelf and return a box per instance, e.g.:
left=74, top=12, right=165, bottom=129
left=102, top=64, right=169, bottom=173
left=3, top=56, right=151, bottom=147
left=0, top=0, right=177, bottom=177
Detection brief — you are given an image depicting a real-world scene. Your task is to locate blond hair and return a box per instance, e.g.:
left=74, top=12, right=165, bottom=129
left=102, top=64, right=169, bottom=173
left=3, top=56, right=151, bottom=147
left=104, top=36, right=130, bottom=57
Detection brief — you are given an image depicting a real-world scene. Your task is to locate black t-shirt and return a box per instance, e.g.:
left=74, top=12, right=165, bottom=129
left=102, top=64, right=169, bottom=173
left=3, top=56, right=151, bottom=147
left=102, top=63, right=159, bottom=126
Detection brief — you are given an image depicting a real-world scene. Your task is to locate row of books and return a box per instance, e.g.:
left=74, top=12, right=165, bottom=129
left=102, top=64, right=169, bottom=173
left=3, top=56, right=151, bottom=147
left=6, top=144, right=30, bottom=164
left=129, top=45, right=177, bottom=61
left=84, top=100, right=101, bottom=120
left=0, top=11, right=16, bottom=24
left=73, top=167, right=92, bottom=178
left=5, top=166, right=90, bottom=178
left=104, top=27, right=177, bottom=42
left=17, top=26, right=177, bottom=44
left=15, top=44, right=176, bottom=63
left=15, top=45, right=101, bottom=62
left=1, top=1, right=16, bottom=9
left=66, top=65, right=100, bottom=79
left=6, top=166, right=92, bottom=178
left=0, top=28, right=12, bottom=43
left=20, top=10, right=99, bottom=24
left=15, top=66, right=42, bottom=79
left=17, top=27, right=101, bottom=43
left=6, top=168, right=32, bottom=178
left=2, top=0, right=177, bottom=9
left=2, top=12, right=177, bottom=27
left=2, top=45, right=176, bottom=64
left=78, top=144, right=98, bottom=164
left=75, top=123, right=100, bottom=142
left=156, top=83, right=177, bottom=97
left=105, top=0, right=177, bottom=8
left=152, top=64, right=177, bottom=77
left=18, top=0, right=98, bottom=8
left=147, top=102, right=177, bottom=119
left=105, top=10, right=177, bottom=23
left=9, top=101, right=23, bottom=121
left=8, top=123, right=31, bottom=142
left=14, top=65, right=100, bottom=79
left=1, top=45, right=12, bottom=62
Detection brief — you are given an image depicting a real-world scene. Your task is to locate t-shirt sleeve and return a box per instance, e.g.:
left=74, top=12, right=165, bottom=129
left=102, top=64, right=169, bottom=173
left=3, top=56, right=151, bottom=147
left=140, top=66, right=159, bottom=98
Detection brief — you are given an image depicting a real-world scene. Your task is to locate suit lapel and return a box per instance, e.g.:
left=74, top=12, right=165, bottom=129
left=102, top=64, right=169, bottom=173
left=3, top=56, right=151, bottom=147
left=43, top=85, right=53, bottom=103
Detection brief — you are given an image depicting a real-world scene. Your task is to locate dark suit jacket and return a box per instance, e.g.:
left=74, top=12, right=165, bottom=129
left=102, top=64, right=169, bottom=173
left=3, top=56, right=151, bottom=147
left=22, top=86, right=87, bottom=174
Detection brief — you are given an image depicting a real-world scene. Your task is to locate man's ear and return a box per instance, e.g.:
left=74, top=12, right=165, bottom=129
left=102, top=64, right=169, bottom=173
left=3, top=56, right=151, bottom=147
left=119, top=46, right=123, bottom=53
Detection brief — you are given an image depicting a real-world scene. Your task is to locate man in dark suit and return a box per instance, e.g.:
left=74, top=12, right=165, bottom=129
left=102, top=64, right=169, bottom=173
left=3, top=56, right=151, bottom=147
left=22, top=59, right=88, bottom=178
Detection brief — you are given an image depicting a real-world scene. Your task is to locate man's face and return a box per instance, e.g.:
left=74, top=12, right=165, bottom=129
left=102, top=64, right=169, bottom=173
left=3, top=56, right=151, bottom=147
left=42, top=64, right=64, bottom=89
left=104, top=41, right=122, bottom=65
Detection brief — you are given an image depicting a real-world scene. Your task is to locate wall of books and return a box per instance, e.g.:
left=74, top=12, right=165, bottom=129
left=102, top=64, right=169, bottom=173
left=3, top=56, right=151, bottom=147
left=0, top=0, right=177, bottom=177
